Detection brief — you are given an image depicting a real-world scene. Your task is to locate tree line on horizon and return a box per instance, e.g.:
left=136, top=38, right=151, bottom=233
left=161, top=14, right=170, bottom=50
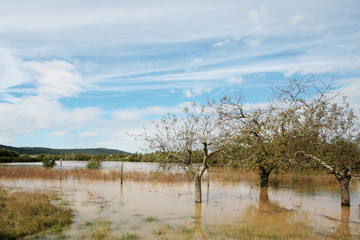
left=0, top=144, right=130, bottom=156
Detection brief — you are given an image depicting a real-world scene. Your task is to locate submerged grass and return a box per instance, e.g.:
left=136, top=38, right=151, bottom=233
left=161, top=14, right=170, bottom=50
left=144, top=216, right=158, bottom=222
left=78, top=218, right=112, bottom=240
left=120, top=232, right=139, bottom=240
left=78, top=218, right=141, bottom=240
left=205, top=224, right=309, bottom=240
left=0, top=165, right=340, bottom=186
left=0, top=187, right=73, bottom=240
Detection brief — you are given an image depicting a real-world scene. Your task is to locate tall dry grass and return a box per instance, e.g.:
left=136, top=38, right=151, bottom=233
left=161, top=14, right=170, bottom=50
left=0, top=166, right=340, bottom=185
left=0, top=166, right=194, bottom=183
left=0, top=187, right=73, bottom=239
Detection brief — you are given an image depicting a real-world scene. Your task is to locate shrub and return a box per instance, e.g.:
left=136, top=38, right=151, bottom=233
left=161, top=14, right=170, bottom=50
left=42, top=159, right=56, bottom=168
left=87, top=159, right=102, bottom=170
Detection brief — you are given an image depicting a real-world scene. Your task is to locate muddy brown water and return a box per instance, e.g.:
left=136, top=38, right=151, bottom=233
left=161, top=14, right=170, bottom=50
left=1, top=165, right=360, bottom=239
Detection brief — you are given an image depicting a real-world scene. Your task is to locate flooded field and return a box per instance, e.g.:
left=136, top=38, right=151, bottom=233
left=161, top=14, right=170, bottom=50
left=1, top=164, right=360, bottom=239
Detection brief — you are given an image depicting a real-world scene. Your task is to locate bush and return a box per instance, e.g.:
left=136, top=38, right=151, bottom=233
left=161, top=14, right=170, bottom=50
left=86, top=159, right=102, bottom=170
left=42, top=159, right=56, bottom=168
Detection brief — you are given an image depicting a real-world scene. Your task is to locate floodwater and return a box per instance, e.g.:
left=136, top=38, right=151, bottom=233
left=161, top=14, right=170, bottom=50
left=1, top=163, right=360, bottom=239
left=2, top=161, right=160, bottom=172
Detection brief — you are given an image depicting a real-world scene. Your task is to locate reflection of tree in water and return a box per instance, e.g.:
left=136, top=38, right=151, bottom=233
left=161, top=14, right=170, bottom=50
left=242, top=187, right=313, bottom=237
left=184, top=203, right=207, bottom=240
left=327, top=206, right=353, bottom=239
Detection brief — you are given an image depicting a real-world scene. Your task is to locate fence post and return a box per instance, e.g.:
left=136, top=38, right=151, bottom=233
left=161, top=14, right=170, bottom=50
left=60, top=158, right=63, bottom=181
left=121, top=161, right=124, bottom=185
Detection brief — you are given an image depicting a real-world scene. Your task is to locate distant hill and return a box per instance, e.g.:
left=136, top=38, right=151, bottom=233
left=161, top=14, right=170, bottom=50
left=0, top=144, right=131, bottom=156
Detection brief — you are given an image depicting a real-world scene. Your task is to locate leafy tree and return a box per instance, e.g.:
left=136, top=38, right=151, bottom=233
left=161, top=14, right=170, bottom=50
left=40, top=154, right=57, bottom=168
left=86, top=158, right=102, bottom=170
left=294, top=100, right=359, bottom=206
left=218, top=93, right=291, bottom=187
left=273, top=78, right=359, bottom=206
left=140, top=102, right=223, bottom=203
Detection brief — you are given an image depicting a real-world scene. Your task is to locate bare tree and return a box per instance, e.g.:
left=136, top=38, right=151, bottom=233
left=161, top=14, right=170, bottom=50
left=140, top=102, right=223, bottom=203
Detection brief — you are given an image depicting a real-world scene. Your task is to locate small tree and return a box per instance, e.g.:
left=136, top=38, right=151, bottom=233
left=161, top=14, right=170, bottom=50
left=218, top=95, right=288, bottom=187
left=293, top=97, right=359, bottom=206
left=275, top=78, right=360, bottom=206
left=41, top=154, right=56, bottom=168
left=87, top=155, right=103, bottom=170
left=141, top=102, right=223, bottom=203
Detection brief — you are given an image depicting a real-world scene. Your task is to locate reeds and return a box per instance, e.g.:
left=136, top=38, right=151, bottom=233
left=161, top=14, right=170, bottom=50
left=0, top=166, right=194, bottom=183
left=0, top=166, right=340, bottom=185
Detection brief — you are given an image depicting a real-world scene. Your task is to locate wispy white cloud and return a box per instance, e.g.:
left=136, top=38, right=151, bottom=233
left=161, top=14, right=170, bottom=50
left=0, top=48, right=29, bottom=93
left=249, top=10, right=261, bottom=24
left=212, top=38, right=235, bottom=48
left=112, top=102, right=190, bottom=120
left=0, top=95, right=102, bottom=144
left=290, top=13, right=306, bottom=24
left=24, top=60, right=85, bottom=98
left=227, top=76, right=244, bottom=84
left=191, top=58, right=203, bottom=65
left=184, top=87, right=212, bottom=98
left=243, top=37, right=263, bottom=46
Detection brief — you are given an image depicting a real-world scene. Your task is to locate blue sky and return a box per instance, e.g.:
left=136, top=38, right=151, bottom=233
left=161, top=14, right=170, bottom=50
left=0, top=0, right=359, bottom=152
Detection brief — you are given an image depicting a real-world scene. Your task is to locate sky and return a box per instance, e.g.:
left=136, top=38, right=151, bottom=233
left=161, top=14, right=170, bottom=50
left=0, top=0, right=359, bottom=153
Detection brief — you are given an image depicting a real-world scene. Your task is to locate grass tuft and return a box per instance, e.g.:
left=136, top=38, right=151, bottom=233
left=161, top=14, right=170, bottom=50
left=78, top=218, right=112, bottom=240
left=121, top=232, right=139, bottom=240
left=0, top=188, right=73, bottom=240
left=144, top=216, right=158, bottom=222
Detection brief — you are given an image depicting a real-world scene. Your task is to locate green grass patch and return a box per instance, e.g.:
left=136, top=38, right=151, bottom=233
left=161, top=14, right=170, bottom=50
left=0, top=188, right=73, bottom=240
left=144, top=216, right=158, bottom=222
left=78, top=218, right=112, bottom=240
left=205, top=224, right=308, bottom=240
left=121, top=232, right=139, bottom=240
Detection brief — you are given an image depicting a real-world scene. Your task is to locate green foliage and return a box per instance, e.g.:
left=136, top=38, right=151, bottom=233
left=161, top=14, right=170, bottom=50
left=121, top=232, right=139, bottom=240
left=78, top=218, right=112, bottom=240
left=0, top=148, right=46, bottom=163
left=144, top=216, right=158, bottom=222
left=38, top=154, right=57, bottom=168
left=106, top=153, right=130, bottom=161
left=127, top=152, right=159, bottom=162
left=64, top=153, right=91, bottom=161
left=0, top=148, right=20, bottom=157
left=42, top=159, right=57, bottom=168
left=87, top=158, right=102, bottom=170
left=0, top=144, right=130, bottom=156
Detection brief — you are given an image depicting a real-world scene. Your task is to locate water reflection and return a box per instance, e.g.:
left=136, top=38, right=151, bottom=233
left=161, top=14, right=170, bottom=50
left=242, top=187, right=314, bottom=237
left=184, top=203, right=207, bottom=240
left=328, top=206, right=352, bottom=239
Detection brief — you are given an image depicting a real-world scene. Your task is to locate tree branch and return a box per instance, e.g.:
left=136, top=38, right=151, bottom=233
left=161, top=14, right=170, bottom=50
left=295, top=151, right=343, bottom=178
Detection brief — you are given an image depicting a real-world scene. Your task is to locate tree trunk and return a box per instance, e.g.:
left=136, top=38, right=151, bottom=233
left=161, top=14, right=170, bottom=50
left=195, top=175, right=202, bottom=203
left=259, top=166, right=271, bottom=187
left=336, top=175, right=351, bottom=206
